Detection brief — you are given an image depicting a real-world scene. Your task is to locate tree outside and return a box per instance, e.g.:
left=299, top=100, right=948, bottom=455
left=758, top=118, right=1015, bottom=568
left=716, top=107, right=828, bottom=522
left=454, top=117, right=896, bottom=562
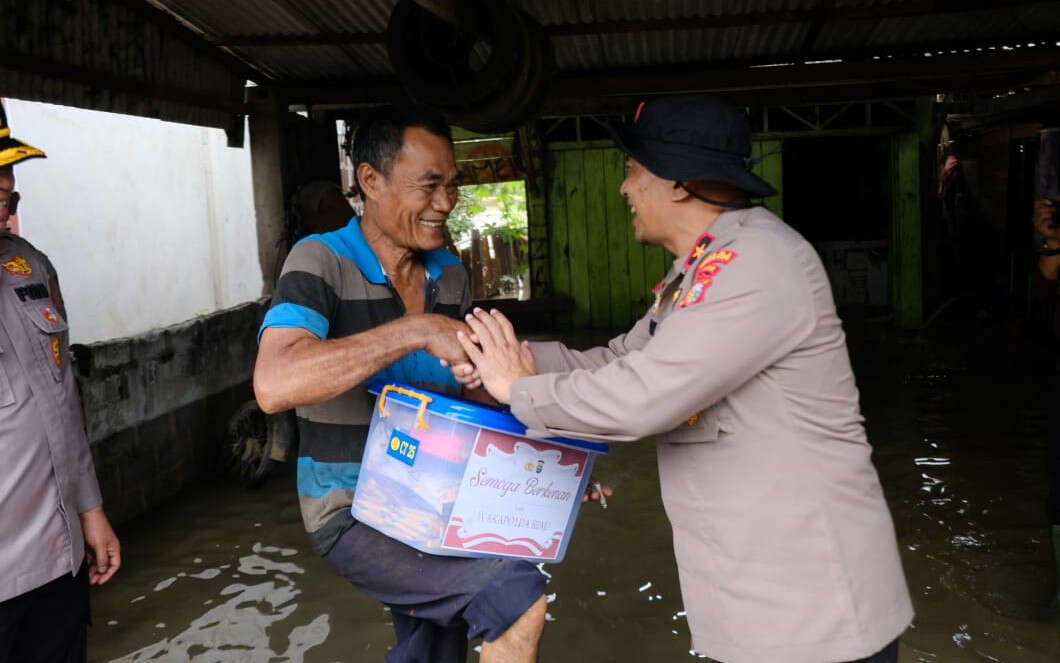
left=447, top=180, right=530, bottom=300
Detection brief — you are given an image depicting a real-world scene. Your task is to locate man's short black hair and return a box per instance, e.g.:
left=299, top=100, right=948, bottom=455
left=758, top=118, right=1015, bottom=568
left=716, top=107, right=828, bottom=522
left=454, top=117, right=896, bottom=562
left=351, top=104, right=452, bottom=195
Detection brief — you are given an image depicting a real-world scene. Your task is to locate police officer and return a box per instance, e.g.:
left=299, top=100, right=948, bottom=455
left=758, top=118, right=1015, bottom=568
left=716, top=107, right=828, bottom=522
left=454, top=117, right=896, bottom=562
left=455, top=95, right=913, bottom=663
left=0, top=106, right=121, bottom=662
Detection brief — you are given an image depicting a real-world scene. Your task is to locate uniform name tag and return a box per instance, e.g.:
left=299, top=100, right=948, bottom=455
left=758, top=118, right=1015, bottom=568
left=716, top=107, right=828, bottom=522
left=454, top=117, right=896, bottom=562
left=13, top=283, right=49, bottom=301
left=387, top=430, right=419, bottom=466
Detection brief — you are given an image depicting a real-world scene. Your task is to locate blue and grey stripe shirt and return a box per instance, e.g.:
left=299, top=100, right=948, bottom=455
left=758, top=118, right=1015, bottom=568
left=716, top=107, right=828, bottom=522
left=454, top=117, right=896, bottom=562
left=258, top=216, right=468, bottom=555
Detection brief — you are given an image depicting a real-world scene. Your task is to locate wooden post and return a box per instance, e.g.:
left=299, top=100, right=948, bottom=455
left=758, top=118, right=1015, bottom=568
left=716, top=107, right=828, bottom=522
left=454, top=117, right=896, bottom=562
left=916, top=97, right=942, bottom=321
left=520, top=126, right=549, bottom=301
left=248, top=87, right=289, bottom=296
left=891, top=132, right=923, bottom=329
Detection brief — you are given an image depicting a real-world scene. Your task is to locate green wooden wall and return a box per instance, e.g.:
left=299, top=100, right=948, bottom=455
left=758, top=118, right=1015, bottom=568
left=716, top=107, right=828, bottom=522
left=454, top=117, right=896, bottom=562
left=532, top=139, right=785, bottom=330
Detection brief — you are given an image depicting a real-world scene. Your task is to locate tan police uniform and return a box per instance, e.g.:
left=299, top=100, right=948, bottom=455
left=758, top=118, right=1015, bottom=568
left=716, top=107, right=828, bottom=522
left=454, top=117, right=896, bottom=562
left=0, top=232, right=101, bottom=602
left=509, top=206, right=913, bottom=663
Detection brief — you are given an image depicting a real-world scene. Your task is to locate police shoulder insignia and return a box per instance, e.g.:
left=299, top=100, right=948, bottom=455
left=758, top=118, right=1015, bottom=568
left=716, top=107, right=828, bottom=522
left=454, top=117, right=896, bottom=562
left=50, top=337, right=61, bottom=367
left=678, top=249, right=739, bottom=309
left=2, top=256, right=33, bottom=276
left=682, top=233, right=715, bottom=269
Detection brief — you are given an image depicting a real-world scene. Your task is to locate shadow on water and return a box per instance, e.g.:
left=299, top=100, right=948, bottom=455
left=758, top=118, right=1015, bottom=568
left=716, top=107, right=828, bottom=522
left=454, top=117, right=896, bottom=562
left=88, top=322, right=1060, bottom=662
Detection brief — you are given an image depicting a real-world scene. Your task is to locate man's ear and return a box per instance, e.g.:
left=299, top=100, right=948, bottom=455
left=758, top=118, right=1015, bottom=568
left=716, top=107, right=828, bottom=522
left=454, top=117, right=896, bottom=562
left=671, top=181, right=692, bottom=203
left=9, top=192, right=19, bottom=215
left=357, top=163, right=384, bottom=201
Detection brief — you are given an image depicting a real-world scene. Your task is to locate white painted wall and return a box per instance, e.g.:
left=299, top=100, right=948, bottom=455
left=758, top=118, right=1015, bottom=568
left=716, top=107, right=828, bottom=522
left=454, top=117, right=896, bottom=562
left=4, top=99, right=264, bottom=344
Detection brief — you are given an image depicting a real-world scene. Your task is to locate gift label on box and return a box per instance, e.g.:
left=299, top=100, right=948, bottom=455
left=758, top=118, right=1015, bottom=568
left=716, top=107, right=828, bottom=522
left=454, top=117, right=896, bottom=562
left=441, top=429, right=589, bottom=560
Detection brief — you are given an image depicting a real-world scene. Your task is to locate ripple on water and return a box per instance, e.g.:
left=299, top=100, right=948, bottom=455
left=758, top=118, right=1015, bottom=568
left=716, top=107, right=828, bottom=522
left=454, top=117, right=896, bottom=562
left=107, top=548, right=329, bottom=663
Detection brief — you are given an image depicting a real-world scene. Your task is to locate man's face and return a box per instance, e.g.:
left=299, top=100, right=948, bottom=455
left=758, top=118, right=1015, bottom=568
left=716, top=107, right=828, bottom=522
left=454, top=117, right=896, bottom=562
left=369, top=127, right=458, bottom=252
left=0, top=172, right=14, bottom=234
left=619, top=157, right=670, bottom=245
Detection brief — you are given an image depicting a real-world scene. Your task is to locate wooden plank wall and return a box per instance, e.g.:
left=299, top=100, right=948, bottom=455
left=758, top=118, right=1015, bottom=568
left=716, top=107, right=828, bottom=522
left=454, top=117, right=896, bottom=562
left=536, top=140, right=785, bottom=330
left=544, top=142, right=673, bottom=330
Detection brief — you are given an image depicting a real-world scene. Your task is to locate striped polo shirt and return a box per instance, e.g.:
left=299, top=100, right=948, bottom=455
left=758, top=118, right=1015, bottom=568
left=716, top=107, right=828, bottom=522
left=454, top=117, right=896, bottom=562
left=259, top=216, right=468, bottom=555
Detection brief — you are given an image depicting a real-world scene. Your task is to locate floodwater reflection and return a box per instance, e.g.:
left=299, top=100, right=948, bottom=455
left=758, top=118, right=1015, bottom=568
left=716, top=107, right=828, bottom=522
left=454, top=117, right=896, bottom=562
left=88, top=323, right=1060, bottom=662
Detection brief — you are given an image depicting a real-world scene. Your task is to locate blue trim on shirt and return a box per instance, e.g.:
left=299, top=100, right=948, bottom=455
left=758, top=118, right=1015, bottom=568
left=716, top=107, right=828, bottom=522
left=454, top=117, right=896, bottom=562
left=423, top=246, right=461, bottom=280
left=298, top=215, right=461, bottom=284
left=258, top=302, right=329, bottom=342
left=297, top=457, right=361, bottom=498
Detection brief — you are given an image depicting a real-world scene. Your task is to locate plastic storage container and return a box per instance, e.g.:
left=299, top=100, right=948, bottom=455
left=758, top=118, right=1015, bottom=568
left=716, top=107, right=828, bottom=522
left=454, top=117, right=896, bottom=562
left=352, top=380, right=608, bottom=562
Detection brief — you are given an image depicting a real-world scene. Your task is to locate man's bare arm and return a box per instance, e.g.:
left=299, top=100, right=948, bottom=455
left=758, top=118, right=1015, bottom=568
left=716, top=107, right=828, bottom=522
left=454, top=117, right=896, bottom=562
left=254, top=313, right=468, bottom=413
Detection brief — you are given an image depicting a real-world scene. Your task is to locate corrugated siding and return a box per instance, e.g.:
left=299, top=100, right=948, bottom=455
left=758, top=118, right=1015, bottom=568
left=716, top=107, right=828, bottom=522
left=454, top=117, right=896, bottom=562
left=0, top=0, right=242, bottom=129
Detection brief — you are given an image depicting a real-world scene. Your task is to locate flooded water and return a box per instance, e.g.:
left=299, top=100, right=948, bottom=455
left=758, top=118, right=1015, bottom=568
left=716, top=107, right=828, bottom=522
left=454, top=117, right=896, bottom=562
left=86, top=322, right=1060, bottom=662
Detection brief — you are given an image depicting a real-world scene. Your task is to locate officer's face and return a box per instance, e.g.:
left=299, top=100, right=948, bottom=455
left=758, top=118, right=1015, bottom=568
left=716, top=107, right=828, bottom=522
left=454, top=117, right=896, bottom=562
left=620, top=157, right=669, bottom=245
left=360, top=127, right=459, bottom=252
left=0, top=172, right=14, bottom=234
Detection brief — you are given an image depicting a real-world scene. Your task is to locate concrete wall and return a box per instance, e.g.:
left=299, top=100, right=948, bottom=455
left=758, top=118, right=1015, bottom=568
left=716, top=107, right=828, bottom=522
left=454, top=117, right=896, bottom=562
left=78, top=299, right=268, bottom=524
left=4, top=98, right=265, bottom=344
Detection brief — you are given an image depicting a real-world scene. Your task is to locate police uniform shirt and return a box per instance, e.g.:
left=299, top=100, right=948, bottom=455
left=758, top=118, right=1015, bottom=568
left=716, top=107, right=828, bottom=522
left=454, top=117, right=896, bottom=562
left=509, top=207, right=913, bottom=663
left=0, top=233, right=101, bottom=603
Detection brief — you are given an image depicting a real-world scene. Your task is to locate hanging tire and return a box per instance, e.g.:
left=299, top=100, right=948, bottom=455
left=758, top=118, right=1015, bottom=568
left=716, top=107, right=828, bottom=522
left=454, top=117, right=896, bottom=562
left=448, top=8, right=555, bottom=133
left=222, top=400, right=277, bottom=489
left=387, top=0, right=521, bottom=108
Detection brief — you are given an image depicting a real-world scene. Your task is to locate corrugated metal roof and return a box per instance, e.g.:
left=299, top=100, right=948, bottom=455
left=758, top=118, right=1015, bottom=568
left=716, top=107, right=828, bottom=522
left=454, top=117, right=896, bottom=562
left=142, top=0, right=1060, bottom=82
left=6, top=0, right=1059, bottom=123
left=1, top=0, right=241, bottom=130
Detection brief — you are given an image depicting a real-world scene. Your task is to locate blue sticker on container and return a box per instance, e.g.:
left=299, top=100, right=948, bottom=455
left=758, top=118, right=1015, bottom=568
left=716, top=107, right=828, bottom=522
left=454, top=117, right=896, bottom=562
left=386, top=429, right=419, bottom=466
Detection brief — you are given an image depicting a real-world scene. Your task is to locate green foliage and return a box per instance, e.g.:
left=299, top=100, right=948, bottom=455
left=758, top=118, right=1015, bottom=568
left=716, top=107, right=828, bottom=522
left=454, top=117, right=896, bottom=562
left=447, top=181, right=528, bottom=244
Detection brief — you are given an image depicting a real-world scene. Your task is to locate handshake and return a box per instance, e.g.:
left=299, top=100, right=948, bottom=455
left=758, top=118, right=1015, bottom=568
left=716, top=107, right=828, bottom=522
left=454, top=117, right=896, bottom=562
left=425, top=307, right=614, bottom=507
left=427, top=307, right=537, bottom=405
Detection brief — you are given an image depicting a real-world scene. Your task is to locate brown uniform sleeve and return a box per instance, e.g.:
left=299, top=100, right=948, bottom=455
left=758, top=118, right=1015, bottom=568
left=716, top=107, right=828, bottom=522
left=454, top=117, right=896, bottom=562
left=510, top=240, right=816, bottom=441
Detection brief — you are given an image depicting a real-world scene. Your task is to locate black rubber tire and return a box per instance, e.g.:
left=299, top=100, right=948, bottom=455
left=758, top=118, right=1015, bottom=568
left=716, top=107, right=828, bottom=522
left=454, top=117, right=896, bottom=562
left=222, top=400, right=277, bottom=489
left=387, top=0, right=521, bottom=108
left=449, top=9, right=555, bottom=133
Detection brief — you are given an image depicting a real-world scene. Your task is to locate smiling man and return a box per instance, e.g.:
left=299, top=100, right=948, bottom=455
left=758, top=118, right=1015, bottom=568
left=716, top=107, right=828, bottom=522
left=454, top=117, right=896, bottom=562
left=455, top=95, right=913, bottom=663
left=253, top=105, right=546, bottom=663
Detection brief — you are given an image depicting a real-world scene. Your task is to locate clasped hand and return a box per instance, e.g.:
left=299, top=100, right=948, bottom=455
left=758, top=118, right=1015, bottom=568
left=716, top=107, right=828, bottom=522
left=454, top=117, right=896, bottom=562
left=441, top=307, right=536, bottom=404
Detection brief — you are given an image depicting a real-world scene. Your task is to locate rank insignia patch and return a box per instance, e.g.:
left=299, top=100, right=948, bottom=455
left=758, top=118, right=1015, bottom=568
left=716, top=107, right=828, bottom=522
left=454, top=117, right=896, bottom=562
left=682, top=231, right=716, bottom=269
left=2, top=256, right=32, bottom=276
left=50, top=337, right=61, bottom=367
left=679, top=250, right=739, bottom=309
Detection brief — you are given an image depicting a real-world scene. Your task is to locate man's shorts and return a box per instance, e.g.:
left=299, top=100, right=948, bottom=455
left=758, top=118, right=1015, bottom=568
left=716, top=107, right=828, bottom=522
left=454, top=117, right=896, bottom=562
left=323, top=521, right=546, bottom=663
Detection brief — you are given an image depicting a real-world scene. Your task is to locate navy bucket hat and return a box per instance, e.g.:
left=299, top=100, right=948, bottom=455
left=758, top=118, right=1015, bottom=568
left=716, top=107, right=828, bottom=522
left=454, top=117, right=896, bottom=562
left=608, top=94, right=776, bottom=198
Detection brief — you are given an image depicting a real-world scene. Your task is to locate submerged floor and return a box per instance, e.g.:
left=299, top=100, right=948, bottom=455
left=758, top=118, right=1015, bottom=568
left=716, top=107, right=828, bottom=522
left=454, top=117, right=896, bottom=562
left=86, top=321, right=1060, bottom=662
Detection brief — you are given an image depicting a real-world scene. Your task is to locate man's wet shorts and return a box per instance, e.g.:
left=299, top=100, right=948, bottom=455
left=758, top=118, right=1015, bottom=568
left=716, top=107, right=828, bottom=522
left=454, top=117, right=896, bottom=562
left=323, top=521, right=546, bottom=663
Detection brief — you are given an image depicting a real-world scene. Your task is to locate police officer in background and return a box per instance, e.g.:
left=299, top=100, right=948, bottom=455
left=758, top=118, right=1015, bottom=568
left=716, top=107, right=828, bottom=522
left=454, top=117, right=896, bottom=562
left=453, top=95, right=913, bottom=663
left=0, top=106, right=120, bottom=662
